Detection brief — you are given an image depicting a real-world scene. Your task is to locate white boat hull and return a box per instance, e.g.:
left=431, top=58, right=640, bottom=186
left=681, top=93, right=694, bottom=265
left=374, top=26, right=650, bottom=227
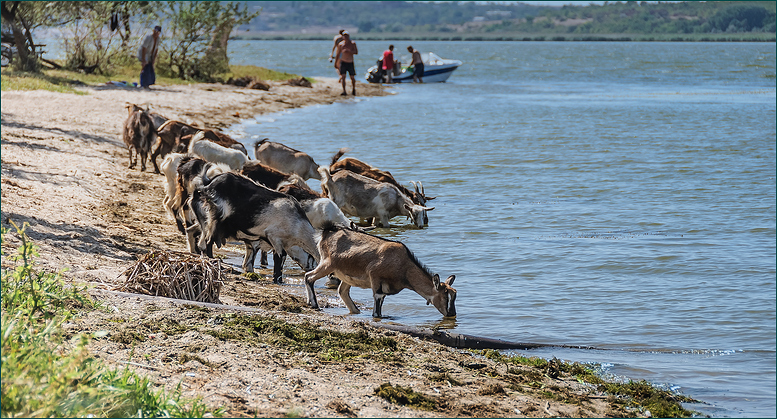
left=365, top=52, right=462, bottom=84
left=390, top=64, right=460, bottom=83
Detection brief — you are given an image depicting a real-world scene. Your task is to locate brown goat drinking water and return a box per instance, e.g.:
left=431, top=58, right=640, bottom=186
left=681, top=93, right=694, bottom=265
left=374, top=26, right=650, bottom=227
left=303, top=224, right=457, bottom=318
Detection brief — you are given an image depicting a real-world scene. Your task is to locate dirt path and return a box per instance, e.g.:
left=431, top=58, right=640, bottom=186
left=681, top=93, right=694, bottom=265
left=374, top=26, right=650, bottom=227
left=1, top=78, right=627, bottom=417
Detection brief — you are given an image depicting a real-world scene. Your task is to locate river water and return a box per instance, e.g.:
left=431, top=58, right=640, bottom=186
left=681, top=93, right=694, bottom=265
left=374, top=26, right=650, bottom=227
left=222, top=40, right=776, bottom=418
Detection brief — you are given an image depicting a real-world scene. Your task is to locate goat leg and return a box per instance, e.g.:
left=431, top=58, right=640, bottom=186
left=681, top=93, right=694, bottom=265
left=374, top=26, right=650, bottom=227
left=372, top=293, right=386, bottom=318
left=272, top=250, right=286, bottom=284
left=140, top=150, right=148, bottom=172
left=128, top=147, right=136, bottom=169
left=242, top=241, right=257, bottom=273
left=303, top=259, right=335, bottom=309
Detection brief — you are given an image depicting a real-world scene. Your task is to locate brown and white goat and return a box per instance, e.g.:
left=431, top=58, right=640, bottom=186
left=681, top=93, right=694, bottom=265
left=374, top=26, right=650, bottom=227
left=303, top=224, right=457, bottom=318
left=329, top=148, right=435, bottom=214
left=122, top=104, right=156, bottom=171
left=254, top=138, right=321, bottom=180
left=318, top=167, right=433, bottom=228
left=153, top=120, right=199, bottom=173
left=240, top=160, right=295, bottom=189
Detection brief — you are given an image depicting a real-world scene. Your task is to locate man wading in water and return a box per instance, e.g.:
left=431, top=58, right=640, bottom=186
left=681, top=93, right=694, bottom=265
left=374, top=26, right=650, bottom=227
left=335, top=31, right=358, bottom=96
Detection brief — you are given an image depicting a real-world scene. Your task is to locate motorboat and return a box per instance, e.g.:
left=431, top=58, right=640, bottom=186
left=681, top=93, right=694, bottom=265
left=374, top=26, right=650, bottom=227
left=365, top=52, right=462, bottom=84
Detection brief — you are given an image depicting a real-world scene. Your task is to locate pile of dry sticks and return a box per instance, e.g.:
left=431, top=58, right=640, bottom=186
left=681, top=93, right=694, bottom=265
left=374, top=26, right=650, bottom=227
left=117, top=250, right=224, bottom=304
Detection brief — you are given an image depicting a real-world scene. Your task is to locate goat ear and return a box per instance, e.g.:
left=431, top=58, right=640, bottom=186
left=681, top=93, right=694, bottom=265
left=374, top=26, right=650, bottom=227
left=425, top=196, right=436, bottom=201
left=422, top=206, right=435, bottom=211
left=404, top=203, right=412, bottom=212
left=446, top=275, right=456, bottom=286
left=432, top=274, right=441, bottom=289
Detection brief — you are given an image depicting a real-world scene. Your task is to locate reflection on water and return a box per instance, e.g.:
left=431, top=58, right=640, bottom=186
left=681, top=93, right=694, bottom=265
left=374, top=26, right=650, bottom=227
left=422, top=317, right=459, bottom=331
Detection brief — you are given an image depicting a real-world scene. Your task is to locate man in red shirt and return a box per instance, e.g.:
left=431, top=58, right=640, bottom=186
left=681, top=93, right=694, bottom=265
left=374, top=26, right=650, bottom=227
left=382, top=45, right=395, bottom=83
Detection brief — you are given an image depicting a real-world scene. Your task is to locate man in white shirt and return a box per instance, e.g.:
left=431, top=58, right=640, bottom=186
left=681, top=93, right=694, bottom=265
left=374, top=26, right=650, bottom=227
left=138, top=25, right=161, bottom=89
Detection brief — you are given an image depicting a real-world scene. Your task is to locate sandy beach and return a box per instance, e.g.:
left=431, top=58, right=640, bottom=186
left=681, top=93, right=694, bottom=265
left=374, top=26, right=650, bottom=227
left=1, top=77, right=629, bottom=417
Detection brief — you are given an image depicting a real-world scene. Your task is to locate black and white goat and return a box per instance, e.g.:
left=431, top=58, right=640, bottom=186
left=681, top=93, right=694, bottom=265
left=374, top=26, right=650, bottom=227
left=169, top=156, right=230, bottom=253
left=188, top=170, right=319, bottom=283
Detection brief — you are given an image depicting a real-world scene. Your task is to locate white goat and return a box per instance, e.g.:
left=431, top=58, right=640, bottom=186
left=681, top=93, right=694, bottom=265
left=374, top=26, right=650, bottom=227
left=160, top=152, right=187, bottom=221
left=188, top=131, right=248, bottom=171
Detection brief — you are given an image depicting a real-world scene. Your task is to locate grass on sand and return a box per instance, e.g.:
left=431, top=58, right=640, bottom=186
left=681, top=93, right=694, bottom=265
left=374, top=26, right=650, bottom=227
left=0, top=63, right=304, bottom=93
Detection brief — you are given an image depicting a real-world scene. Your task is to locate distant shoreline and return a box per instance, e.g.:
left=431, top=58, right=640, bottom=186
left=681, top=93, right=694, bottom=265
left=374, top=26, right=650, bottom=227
left=233, top=33, right=776, bottom=43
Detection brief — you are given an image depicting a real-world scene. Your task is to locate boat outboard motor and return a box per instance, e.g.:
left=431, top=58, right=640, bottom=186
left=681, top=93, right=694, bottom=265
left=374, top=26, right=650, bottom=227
left=366, top=59, right=384, bottom=83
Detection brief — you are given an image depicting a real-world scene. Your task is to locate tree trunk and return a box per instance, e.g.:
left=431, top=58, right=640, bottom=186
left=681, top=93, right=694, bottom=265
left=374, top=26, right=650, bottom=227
left=201, top=17, right=233, bottom=74
left=1, top=1, right=37, bottom=72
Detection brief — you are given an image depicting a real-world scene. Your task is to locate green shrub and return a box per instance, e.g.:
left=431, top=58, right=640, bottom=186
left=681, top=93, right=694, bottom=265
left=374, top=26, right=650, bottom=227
left=0, top=223, right=223, bottom=418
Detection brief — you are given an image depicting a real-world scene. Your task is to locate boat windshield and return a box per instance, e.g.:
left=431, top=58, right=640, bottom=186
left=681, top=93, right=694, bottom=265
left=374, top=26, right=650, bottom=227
left=422, top=52, right=445, bottom=65
left=396, top=52, right=459, bottom=67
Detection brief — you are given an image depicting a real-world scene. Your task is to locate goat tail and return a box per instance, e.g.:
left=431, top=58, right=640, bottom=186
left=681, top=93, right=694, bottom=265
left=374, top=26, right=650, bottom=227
left=191, top=130, right=206, bottom=144
left=157, top=119, right=175, bottom=133
left=330, top=147, right=349, bottom=166
left=317, top=165, right=331, bottom=181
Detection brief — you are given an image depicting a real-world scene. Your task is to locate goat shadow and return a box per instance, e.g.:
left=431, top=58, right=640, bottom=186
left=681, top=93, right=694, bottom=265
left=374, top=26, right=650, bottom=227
left=0, top=118, right=118, bottom=146
left=2, top=211, right=146, bottom=264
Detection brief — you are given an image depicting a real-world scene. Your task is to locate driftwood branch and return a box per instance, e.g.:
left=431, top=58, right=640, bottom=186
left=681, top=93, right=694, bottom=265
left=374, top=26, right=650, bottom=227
left=115, top=250, right=224, bottom=304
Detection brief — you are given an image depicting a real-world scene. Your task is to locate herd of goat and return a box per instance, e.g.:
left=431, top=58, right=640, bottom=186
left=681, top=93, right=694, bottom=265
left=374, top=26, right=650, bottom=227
left=122, top=104, right=457, bottom=318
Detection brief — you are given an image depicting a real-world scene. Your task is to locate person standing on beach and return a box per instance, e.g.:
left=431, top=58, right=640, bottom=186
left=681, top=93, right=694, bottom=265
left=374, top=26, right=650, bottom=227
left=138, top=26, right=161, bottom=89
left=382, top=45, right=395, bottom=83
left=329, top=29, right=345, bottom=81
left=335, top=31, right=358, bottom=96
left=407, top=46, right=424, bottom=83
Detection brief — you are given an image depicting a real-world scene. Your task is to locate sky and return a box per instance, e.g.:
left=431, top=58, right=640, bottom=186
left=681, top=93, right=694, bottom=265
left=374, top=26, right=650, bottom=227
left=520, top=1, right=606, bottom=5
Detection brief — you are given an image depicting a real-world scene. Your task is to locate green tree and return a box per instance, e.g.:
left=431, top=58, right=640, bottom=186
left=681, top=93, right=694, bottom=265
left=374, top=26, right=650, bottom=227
left=56, top=1, right=156, bottom=73
left=157, top=1, right=258, bottom=81
left=1, top=1, right=44, bottom=71
left=709, top=5, right=771, bottom=32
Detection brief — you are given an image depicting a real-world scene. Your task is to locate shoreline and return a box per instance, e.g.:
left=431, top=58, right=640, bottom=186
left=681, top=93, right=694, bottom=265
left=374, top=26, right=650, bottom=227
left=2, top=77, right=660, bottom=417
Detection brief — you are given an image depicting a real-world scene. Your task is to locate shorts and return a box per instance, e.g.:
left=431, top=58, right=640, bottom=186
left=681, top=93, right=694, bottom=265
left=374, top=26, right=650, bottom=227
left=414, top=63, right=424, bottom=78
left=339, top=61, right=355, bottom=76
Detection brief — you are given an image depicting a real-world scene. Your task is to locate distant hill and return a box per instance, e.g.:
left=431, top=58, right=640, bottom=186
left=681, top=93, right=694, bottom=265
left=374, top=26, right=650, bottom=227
left=237, top=1, right=557, bottom=35
left=234, top=1, right=776, bottom=41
